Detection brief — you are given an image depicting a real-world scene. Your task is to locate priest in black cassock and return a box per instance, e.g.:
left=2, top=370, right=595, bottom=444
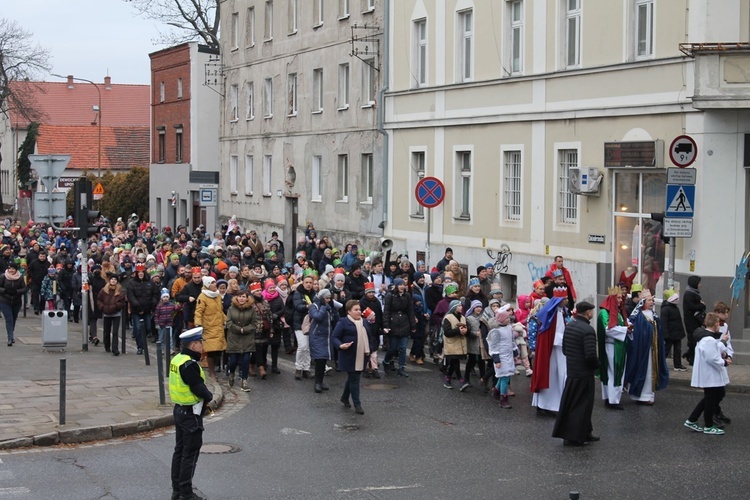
left=552, top=301, right=600, bottom=447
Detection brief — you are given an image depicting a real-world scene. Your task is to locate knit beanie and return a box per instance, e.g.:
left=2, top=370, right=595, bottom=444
left=447, top=300, right=461, bottom=315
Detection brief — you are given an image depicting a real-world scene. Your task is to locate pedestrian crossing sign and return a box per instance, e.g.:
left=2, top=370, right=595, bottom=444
left=665, top=184, right=695, bottom=218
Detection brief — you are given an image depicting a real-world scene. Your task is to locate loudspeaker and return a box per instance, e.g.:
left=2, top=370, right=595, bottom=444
left=380, top=238, right=393, bottom=250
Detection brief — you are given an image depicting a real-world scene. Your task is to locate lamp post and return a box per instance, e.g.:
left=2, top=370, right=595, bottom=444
left=50, top=74, right=102, bottom=177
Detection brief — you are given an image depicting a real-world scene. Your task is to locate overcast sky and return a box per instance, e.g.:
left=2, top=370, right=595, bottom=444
left=4, top=0, right=167, bottom=85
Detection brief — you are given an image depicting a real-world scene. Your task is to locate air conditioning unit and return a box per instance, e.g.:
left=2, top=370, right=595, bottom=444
left=569, top=166, right=602, bottom=196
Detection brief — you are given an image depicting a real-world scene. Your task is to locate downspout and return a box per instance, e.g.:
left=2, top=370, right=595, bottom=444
left=376, top=0, right=390, bottom=233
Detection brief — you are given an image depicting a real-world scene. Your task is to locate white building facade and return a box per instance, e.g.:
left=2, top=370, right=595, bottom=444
left=385, top=0, right=750, bottom=354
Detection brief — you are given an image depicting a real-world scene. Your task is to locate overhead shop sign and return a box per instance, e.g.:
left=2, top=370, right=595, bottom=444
left=604, top=140, right=664, bottom=168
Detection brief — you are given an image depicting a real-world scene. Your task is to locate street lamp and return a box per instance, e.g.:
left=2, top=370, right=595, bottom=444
left=50, top=73, right=102, bottom=178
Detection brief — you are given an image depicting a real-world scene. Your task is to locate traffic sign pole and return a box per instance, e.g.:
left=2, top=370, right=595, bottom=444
left=415, top=177, right=446, bottom=269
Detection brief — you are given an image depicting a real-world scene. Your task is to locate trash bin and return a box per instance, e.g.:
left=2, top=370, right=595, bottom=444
left=42, top=310, right=68, bottom=348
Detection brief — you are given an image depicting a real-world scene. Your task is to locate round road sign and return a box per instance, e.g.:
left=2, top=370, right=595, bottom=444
left=669, top=135, right=697, bottom=168
left=415, top=176, right=445, bottom=209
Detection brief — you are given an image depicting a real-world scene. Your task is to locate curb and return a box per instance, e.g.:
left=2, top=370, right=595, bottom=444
left=668, top=376, right=749, bottom=394
left=0, top=379, right=224, bottom=451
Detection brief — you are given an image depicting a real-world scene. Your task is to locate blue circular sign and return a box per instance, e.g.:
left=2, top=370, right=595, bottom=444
left=415, top=177, right=445, bottom=208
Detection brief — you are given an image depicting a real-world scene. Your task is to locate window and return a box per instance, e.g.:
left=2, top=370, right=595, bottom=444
left=362, top=57, right=377, bottom=105
left=361, top=154, right=373, bottom=203
left=263, top=77, right=273, bottom=117
left=175, top=129, right=183, bottom=163
left=635, top=0, right=654, bottom=58
left=245, top=155, right=254, bottom=194
left=160, top=82, right=165, bottom=103
left=288, top=0, right=297, bottom=34
left=363, top=0, right=375, bottom=13
left=410, top=151, right=426, bottom=217
left=457, top=10, right=473, bottom=82
left=455, top=151, right=472, bottom=219
left=313, top=68, right=323, bottom=112
left=246, top=82, right=255, bottom=119
left=510, top=1, right=523, bottom=74
left=263, top=155, right=273, bottom=195
left=229, top=84, right=239, bottom=121
left=231, top=12, right=240, bottom=49
left=557, top=149, right=579, bottom=224
left=337, top=154, right=349, bottom=202
left=314, top=0, right=324, bottom=26
left=312, top=155, right=322, bottom=201
left=339, top=0, right=350, bottom=19
left=264, top=0, right=273, bottom=40
left=338, top=63, right=350, bottom=109
left=177, top=78, right=183, bottom=99
left=230, top=155, right=238, bottom=194
left=158, top=130, right=165, bottom=163
left=414, top=19, right=427, bottom=87
left=503, top=150, right=522, bottom=221
left=287, top=73, right=298, bottom=116
left=246, top=7, right=255, bottom=46
left=565, top=0, right=581, bottom=67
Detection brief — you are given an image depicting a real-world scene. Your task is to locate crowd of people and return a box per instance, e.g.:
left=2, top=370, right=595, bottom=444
left=0, top=217, right=736, bottom=440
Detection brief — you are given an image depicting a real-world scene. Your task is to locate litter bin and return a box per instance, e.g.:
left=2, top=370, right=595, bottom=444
left=42, top=310, right=68, bottom=348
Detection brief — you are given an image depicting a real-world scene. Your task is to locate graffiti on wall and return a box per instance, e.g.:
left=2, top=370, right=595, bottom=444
left=527, top=262, right=548, bottom=282
left=487, top=244, right=512, bottom=273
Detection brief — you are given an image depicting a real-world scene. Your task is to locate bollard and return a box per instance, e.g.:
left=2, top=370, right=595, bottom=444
left=156, top=341, right=166, bottom=405
left=142, top=319, right=151, bottom=366
left=59, top=359, right=66, bottom=425
left=121, top=309, right=127, bottom=354
left=165, top=326, right=172, bottom=377
left=570, top=492, right=580, bottom=500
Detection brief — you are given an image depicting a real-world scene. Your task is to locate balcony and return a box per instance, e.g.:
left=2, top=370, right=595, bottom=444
left=681, top=42, right=750, bottom=109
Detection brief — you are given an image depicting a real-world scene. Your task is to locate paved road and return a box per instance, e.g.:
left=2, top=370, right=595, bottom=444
left=1, top=354, right=748, bottom=499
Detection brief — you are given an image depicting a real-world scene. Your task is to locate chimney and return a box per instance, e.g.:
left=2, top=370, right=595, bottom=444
left=67, top=75, right=74, bottom=89
left=104, top=76, right=111, bottom=90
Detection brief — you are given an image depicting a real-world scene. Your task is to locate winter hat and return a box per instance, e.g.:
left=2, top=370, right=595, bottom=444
left=317, top=288, right=331, bottom=300
left=160, top=288, right=170, bottom=299
left=324, top=264, right=335, bottom=275
left=414, top=271, right=425, bottom=282
left=466, top=300, right=483, bottom=317
left=393, top=277, right=405, bottom=288
left=476, top=266, right=486, bottom=274
left=216, top=279, right=228, bottom=288
left=202, top=276, right=216, bottom=288
left=228, top=266, right=239, bottom=274
left=495, top=308, right=512, bottom=324
left=444, top=283, right=458, bottom=296
left=334, top=273, right=346, bottom=283
left=687, top=275, right=701, bottom=288
left=447, top=300, right=461, bottom=315
left=429, top=271, right=440, bottom=282
left=664, top=289, right=680, bottom=303
left=469, top=277, right=480, bottom=288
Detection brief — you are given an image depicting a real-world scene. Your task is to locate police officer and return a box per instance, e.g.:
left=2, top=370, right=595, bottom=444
left=170, top=327, right=215, bottom=500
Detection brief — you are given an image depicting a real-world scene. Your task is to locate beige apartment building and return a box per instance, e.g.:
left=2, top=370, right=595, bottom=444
left=384, top=0, right=750, bottom=357
left=219, top=0, right=385, bottom=249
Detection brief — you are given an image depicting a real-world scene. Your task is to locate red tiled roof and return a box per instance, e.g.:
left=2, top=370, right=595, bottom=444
left=10, top=80, right=149, bottom=128
left=35, top=125, right=149, bottom=171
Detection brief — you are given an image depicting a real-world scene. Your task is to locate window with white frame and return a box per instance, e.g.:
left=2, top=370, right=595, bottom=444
left=635, top=0, right=654, bottom=58
left=337, top=154, right=349, bottom=202
left=312, top=155, right=322, bottom=201
left=246, top=7, right=255, bottom=46
left=411, top=151, right=426, bottom=216
left=510, top=1, right=523, bottom=74
left=339, top=0, right=350, bottom=19
left=160, top=82, right=165, bottom=103
left=414, top=19, right=427, bottom=87
left=361, top=153, right=373, bottom=203
left=177, top=78, right=183, bottom=99
left=288, top=0, right=297, bottom=34
left=264, top=0, right=273, bottom=40
left=230, top=155, right=238, bottom=194
left=557, top=149, right=579, bottom=224
left=314, top=0, right=324, bottom=26
left=503, top=150, right=522, bottom=221
left=363, top=0, right=374, bottom=13
left=263, top=155, right=273, bottom=195
left=362, top=57, right=377, bottom=105
left=263, top=77, right=273, bottom=117
left=338, top=63, right=349, bottom=109
left=246, top=82, right=254, bottom=119
left=313, top=68, right=323, bottom=112
left=287, top=73, right=298, bottom=116
left=565, top=0, right=581, bottom=67
left=231, top=12, right=239, bottom=49
left=229, top=84, right=239, bottom=121
left=245, top=154, right=254, bottom=194
left=457, top=10, right=473, bottom=82
left=455, top=150, right=472, bottom=219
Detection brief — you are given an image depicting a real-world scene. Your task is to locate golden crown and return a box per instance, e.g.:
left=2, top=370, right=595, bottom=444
left=608, top=286, right=620, bottom=296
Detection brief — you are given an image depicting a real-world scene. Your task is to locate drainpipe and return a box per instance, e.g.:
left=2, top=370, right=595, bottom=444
left=376, top=0, right=390, bottom=234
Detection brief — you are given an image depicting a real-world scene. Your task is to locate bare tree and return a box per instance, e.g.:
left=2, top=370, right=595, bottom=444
left=0, top=18, right=51, bottom=212
left=125, top=0, right=220, bottom=49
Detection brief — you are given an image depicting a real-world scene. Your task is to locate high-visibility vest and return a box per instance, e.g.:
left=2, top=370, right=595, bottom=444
left=169, top=353, right=205, bottom=405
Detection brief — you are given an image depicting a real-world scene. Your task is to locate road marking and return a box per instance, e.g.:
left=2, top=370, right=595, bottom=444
left=0, top=487, right=31, bottom=496
left=337, top=484, right=422, bottom=493
left=280, top=428, right=311, bottom=435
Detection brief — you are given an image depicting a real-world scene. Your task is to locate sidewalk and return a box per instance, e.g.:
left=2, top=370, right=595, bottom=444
left=0, top=312, right=223, bottom=450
